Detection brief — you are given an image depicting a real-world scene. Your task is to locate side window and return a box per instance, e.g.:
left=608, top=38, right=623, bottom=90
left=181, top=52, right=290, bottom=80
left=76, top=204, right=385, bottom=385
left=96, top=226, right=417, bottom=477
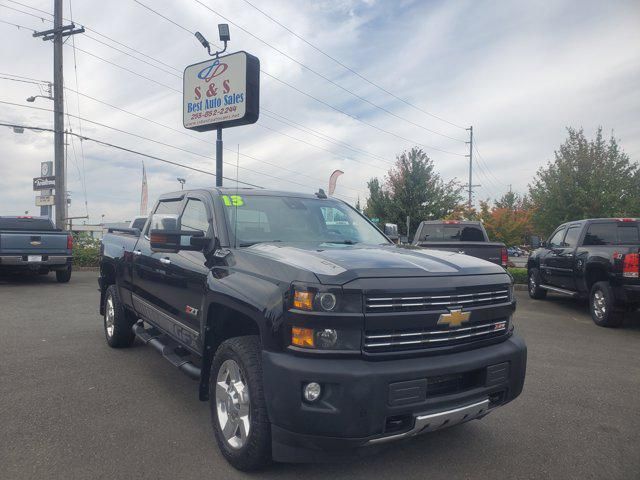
left=145, top=199, right=183, bottom=235
left=180, top=199, right=210, bottom=234
left=583, top=223, right=616, bottom=246
left=547, top=228, right=565, bottom=248
left=562, top=227, right=581, bottom=247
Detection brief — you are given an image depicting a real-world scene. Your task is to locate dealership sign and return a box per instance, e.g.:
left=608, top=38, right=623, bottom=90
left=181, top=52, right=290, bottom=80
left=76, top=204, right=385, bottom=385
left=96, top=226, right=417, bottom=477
left=35, top=195, right=55, bottom=206
left=183, top=51, right=260, bottom=131
left=33, top=176, right=55, bottom=190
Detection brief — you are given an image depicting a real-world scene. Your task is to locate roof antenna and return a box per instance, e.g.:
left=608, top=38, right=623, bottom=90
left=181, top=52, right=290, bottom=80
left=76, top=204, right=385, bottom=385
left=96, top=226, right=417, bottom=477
left=315, top=188, right=327, bottom=199
left=234, top=144, right=240, bottom=249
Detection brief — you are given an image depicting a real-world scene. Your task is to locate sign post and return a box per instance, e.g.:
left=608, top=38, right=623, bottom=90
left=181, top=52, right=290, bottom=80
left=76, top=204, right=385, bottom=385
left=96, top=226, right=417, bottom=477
left=183, top=50, right=260, bottom=186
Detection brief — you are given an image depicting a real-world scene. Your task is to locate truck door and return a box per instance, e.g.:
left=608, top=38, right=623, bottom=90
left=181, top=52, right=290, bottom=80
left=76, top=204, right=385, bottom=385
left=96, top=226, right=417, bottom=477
left=131, top=196, right=185, bottom=330
left=158, top=195, right=213, bottom=348
left=552, top=225, right=580, bottom=290
left=540, top=227, right=565, bottom=286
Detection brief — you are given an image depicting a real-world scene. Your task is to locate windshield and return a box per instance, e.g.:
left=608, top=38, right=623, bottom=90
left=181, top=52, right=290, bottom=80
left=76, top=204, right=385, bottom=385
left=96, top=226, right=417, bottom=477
left=222, top=194, right=390, bottom=247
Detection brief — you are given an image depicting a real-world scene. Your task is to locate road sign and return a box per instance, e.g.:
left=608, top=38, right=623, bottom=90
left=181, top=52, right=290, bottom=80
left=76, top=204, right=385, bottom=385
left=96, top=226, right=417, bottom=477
left=33, top=176, right=56, bottom=190
left=183, top=51, right=260, bottom=132
left=40, top=161, right=53, bottom=177
left=35, top=194, right=55, bottom=206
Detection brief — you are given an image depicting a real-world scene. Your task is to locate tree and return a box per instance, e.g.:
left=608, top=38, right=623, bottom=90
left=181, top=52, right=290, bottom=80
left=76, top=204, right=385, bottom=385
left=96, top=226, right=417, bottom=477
left=478, top=201, right=534, bottom=246
left=495, top=191, right=529, bottom=211
left=364, top=148, right=463, bottom=235
left=528, top=127, right=640, bottom=235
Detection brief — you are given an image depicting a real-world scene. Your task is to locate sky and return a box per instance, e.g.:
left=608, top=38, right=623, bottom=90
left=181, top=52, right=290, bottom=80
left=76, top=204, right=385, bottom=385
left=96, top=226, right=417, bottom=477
left=0, top=0, right=639, bottom=223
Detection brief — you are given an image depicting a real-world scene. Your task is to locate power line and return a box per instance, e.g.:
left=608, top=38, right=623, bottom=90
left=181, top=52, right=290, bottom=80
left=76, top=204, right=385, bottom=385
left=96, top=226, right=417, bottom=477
left=4, top=7, right=436, bottom=168
left=0, top=120, right=264, bottom=187
left=1, top=100, right=358, bottom=199
left=239, top=0, right=467, bottom=131
left=188, top=0, right=466, bottom=144
left=133, top=0, right=466, bottom=156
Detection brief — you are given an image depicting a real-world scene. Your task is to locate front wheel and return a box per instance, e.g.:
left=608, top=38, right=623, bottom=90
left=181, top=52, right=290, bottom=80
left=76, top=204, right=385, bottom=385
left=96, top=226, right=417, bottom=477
left=210, top=336, right=271, bottom=471
left=103, top=285, right=136, bottom=347
left=528, top=268, right=547, bottom=299
left=589, top=281, right=622, bottom=327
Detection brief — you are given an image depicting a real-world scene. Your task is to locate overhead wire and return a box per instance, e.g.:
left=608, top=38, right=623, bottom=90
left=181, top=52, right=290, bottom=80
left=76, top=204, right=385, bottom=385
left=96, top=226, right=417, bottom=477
left=238, top=0, right=467, bottom=131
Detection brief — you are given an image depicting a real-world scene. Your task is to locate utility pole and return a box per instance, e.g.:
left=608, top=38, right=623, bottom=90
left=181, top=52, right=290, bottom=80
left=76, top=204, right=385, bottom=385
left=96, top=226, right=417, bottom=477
left=33, top=0, right=84, bottom=229
left=465, top=125, right=480, bottom=210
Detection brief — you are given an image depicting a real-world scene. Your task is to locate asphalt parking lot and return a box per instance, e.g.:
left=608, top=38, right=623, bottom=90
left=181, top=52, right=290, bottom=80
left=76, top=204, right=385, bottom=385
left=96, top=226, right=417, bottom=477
left=1, top=271, right=639, bottom=479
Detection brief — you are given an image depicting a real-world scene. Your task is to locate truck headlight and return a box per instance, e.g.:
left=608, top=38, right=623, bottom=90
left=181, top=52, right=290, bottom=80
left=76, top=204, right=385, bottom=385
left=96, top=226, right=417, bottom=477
left=290, top=284, right=361, bottom=313
left=291, top=326, right=361, bottom=351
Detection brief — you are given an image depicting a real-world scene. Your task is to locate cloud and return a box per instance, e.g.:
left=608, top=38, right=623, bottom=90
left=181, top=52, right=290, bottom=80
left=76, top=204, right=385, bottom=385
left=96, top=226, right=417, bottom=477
left=0, top=0, right=638, bottom=222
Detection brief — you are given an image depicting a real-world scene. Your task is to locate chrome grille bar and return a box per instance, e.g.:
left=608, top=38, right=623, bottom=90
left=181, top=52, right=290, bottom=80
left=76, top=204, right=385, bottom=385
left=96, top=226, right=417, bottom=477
left=366, top=289, right=510, bottom=311
left=364, top=320, right=508, bottom=350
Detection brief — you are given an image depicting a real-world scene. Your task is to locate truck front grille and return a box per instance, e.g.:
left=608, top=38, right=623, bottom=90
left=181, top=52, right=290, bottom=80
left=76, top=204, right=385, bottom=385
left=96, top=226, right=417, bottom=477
left=364, top=319, right=509, bottom=353
left=365, top=288, right=510, bottom=313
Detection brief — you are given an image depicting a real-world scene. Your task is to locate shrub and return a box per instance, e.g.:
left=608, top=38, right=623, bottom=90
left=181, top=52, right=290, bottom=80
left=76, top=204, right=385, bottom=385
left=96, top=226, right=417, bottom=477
left=72, top=233, right=101, bottom=267
left=508, top=267, right=527, bottom=284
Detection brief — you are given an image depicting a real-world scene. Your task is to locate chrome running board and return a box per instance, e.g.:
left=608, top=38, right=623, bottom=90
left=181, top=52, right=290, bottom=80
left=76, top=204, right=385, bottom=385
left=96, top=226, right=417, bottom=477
left=539, top=284, right=579, bottom=297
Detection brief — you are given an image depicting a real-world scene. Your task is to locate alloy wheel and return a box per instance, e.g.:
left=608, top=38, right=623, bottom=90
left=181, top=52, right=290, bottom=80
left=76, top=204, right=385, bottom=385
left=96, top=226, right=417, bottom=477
left=215, top=359, right=251, bottom=449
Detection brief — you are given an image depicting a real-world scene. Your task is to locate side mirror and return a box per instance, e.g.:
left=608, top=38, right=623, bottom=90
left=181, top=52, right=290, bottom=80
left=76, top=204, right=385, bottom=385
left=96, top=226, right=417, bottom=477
left=384, top=223, right=399, bottom=240
left=150, top=229, right=206, bottom=253
left=530, top=236, right=541, bottom=249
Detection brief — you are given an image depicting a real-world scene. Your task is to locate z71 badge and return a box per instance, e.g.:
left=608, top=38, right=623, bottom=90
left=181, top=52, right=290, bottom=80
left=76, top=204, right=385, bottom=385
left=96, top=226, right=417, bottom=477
left=185, top=305, right=199, bottom=317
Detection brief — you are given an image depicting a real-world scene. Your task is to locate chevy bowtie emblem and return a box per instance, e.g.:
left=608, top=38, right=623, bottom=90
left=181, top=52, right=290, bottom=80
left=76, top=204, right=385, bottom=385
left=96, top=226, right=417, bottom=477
left=30, top=241, right=41, bottom=246
left=437, top=309, right=471, bottom=328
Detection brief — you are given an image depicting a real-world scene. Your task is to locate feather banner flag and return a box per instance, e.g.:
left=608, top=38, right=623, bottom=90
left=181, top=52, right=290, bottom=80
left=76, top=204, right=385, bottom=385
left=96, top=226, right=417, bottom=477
left=328, top=169, right=344, bottom=196
left=140, top=162, right=148, bottom=215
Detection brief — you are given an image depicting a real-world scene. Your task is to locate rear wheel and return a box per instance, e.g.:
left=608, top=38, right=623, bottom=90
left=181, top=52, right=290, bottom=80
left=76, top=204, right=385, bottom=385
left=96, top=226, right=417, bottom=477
left=103, top=285, right=136, bottom=347
left=589, top=281, right=622, bottom=327
left=210, top=336, right=271, bottom=471
left=56, top=265, right=72, bottom=283
left=528, top=268, right=547, bottom=299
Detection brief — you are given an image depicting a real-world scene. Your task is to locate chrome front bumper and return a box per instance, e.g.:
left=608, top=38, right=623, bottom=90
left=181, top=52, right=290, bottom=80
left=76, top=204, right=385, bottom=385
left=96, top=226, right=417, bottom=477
left=0, top=255, right=71, bottom=266
left=367, top=398, right=491, bottom=445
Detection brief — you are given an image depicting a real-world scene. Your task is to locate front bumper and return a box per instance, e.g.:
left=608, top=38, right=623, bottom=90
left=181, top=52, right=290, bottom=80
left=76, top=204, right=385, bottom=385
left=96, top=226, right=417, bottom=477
left=0, top=255, right=72, bottom=269
left=263, top=334, right=526, bottom=462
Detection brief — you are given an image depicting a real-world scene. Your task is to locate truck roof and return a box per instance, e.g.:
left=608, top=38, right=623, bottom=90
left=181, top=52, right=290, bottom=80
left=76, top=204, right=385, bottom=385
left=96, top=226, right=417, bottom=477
left=556, top=218, right=639, bottom=228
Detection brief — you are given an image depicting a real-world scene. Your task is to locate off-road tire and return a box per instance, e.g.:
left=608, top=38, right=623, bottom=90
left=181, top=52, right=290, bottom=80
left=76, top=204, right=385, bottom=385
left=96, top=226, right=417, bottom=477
left=210, top=336, right=271, bottom=471
left=589, top=281, right=622, bottom=328
left=528, top=268, right=547, bottom=299
left=103, top=285, right=136, bottom=347
left=56, top=265, right=72, bottom=283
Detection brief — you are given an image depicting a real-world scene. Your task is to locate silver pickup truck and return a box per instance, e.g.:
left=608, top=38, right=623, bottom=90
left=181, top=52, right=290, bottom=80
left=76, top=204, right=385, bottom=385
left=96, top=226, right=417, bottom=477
left=0, top=216, right=73, bottom=282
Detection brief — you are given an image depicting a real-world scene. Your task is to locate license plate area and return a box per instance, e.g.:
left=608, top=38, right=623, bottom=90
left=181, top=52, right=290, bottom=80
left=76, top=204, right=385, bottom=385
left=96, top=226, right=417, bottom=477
left=27, top=255, right=42, bottom=262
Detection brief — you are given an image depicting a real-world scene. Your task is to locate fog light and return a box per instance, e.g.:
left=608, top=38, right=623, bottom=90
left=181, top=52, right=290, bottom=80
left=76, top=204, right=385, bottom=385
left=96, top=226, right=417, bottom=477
left=303, top=382, right=321, bottom=402
left=315, top=328, right=338, bottom=348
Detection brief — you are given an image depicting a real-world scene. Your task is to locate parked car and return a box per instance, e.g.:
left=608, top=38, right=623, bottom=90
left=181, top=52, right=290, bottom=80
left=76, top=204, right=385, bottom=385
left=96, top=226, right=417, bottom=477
left=507, top=247, right=526, bottom=257
left=412, top=220, right=508, bottom=267
left=0, top=216, right=73, bottom=282
left=527, top=218, right=640, bottom=327
left=99, top=189, right=526, bottom=470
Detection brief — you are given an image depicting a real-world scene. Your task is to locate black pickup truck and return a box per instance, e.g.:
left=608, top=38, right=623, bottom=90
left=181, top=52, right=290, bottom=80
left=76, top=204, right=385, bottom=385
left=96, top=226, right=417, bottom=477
left=527, top=218, right=640, bottom=327
left=412, top=220, right=508, bottom=267
left=99, top=188, right=526, bottom=470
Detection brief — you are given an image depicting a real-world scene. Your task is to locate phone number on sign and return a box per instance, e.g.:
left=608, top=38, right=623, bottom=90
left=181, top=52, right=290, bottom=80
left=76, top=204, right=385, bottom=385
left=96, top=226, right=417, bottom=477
left=190, top=106, right=237, bottom=120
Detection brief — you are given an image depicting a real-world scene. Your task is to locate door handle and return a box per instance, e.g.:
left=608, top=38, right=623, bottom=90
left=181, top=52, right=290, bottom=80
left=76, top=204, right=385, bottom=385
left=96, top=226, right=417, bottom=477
left=133, top=250, right=142, bottom=256
left=159, top=257, right=171, bottom=265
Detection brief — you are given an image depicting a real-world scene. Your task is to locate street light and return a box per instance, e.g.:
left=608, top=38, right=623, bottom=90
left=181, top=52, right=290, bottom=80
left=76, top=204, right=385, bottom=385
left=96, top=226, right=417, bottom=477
left=177, top=178, right=186, bottom=190
left=194, top=24, right=230, bottom=57
left=26, top=83, right=53, bottom=103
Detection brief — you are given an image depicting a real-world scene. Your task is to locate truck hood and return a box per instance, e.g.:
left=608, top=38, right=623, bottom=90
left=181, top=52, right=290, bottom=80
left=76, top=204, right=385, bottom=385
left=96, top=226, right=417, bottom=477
left=244, top=242, right=506, bottom=284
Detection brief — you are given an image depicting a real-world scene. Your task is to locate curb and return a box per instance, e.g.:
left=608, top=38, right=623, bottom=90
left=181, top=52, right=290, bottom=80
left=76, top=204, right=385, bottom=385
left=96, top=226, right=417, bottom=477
left=74, top=266, right=99, bottom=271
